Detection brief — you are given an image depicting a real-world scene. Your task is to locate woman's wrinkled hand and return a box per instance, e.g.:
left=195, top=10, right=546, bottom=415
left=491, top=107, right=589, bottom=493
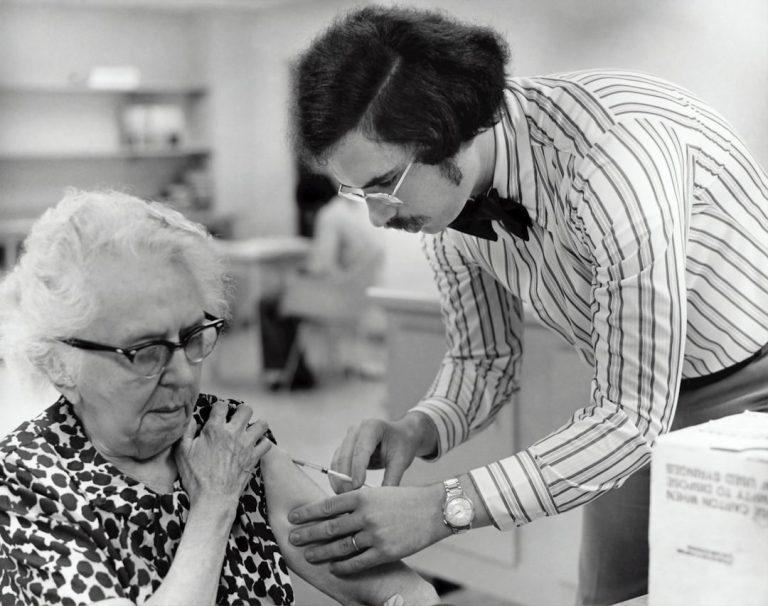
left=174, top=401, right=272, bottom=511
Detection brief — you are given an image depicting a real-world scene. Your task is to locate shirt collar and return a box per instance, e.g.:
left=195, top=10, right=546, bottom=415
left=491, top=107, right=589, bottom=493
left=491, top=119, right=510, bottom=199
left=495, top=87, right=538, bottom=225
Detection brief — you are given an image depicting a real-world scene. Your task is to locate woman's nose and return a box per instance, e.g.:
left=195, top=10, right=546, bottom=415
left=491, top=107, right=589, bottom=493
left=366, top=199, right=397, bottom=228
left=160, top=348, right=197, bottom=385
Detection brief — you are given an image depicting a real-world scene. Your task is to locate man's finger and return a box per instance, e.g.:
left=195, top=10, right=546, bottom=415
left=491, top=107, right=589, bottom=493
left=303, top=533, right=361, bottom=563
left=381, top=452, right=409, bottom=487
left=289, top=492, right=357, bottom=525
left=289, top=512, right=360, bottom=547
left=349, top=422, right=384, bottom=486
left=328, top=549, right=385, bottom=576
left=330, top=426, right=360, bottom=487
left=327, top=472, right=346, bottom=495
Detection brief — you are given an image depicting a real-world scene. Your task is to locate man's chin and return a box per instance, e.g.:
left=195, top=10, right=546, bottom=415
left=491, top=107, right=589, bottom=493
left=419, top=224, right=444, bottom=234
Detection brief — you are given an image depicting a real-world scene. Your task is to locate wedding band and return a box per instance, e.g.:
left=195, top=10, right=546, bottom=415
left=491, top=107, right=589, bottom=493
left=351, top=534, right=361, bottom=554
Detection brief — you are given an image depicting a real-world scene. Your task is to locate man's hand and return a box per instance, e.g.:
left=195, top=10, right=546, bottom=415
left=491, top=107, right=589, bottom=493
left=329, top=412, right=438, bottom=493
left=287, top=484, right=451, bottom=575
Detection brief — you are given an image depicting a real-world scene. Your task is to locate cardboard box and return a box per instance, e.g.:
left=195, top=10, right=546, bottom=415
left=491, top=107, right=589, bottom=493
left=649, top=411, right=768, bottom=606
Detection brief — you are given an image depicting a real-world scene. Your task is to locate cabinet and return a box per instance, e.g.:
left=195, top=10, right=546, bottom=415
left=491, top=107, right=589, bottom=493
left=371, top=289, right=592, bottom=606
left=0, top=84, right=213, bottom=218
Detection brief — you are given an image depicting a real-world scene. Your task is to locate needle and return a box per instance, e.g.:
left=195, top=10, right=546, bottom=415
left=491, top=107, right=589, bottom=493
left=292, top=458, right=372, bottom=487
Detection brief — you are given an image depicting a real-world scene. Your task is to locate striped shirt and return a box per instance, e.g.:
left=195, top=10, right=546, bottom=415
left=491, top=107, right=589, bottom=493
left=410, top=70, right=768, bottom=530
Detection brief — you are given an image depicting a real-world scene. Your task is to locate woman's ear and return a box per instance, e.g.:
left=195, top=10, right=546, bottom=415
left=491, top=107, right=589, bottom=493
left=42, top=352, right=81, bottom=405
left=54, top=380, right=82, bottom=406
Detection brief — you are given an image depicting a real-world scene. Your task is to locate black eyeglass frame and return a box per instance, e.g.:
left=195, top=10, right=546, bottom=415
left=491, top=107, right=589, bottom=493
left=57, top=312, right=226, bottom=378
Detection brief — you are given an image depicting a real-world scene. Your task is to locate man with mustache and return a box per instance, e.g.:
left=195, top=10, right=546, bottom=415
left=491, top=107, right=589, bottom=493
left=286, top=5, right=768, bottom=605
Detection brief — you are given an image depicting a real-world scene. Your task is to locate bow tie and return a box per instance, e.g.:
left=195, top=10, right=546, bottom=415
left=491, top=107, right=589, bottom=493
left=448, top=188, right=532, bottom=241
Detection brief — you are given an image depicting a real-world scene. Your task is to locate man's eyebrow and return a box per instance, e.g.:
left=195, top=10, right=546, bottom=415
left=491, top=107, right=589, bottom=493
left=354, top=167, right=400, bottom=189
left=361, top=166, right=403, bottom=189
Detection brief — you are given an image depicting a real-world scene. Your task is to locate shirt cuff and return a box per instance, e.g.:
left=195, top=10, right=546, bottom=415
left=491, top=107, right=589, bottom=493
left=469, top=450, right=558, bottom=531
left=409, top=398, right=469, bottom=461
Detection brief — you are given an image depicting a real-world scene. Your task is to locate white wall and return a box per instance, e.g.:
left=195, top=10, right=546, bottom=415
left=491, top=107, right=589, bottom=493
left=0, top=4, right=202, bottom=88
left=0, top=5, right=207, bottom=214
left=0, top=1, right=765, bottom=286
left=404, top=0, right=768, bottom=163
left=230, top=0, right=768, bottom=289
left=197, top=1, right=362, bottom=237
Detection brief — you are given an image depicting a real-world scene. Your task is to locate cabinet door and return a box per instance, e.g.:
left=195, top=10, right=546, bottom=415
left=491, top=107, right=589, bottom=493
left=511, top=321, right=592, bottom=605
left=380, top=295, right=592, bottom=606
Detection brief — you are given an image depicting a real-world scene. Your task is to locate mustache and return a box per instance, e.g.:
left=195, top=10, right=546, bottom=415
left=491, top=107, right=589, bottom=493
left=385, top=216, right=426, bottom=232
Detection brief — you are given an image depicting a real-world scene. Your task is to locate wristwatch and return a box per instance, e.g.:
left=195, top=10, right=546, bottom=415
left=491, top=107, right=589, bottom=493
left=442, top=477, right=475, bottom=534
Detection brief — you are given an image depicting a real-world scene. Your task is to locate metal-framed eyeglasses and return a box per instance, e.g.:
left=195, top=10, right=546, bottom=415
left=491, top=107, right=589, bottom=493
left=337, top=160, right=414, bottom=207
left=57, top=312, right=226, bottom=379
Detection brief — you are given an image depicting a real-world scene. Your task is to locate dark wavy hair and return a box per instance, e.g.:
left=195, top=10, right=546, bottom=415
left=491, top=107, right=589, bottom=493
left=293, top=5, right=510, bottom=166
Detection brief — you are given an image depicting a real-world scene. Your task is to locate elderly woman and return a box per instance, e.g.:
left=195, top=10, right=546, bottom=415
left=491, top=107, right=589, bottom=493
left=0, top=190, right=438, bottom=606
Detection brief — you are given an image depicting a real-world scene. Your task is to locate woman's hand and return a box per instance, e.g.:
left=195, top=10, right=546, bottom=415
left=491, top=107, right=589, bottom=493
left=174, top=401, right=272, bottom=511
left=147, top=402, right=272, bottom=606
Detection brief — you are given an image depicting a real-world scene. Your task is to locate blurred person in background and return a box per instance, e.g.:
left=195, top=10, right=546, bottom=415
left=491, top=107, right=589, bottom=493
left=0, top=190, right=437, bottom=606
left=260, top=172, right=384, bottom=389
left=286, top=5, right=768, bottom=605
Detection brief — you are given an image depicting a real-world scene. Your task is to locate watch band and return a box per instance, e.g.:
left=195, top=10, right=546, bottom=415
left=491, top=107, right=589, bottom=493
left=442, top=477, right=474, bottom=534
left=444, top=477, right=463, bottom=500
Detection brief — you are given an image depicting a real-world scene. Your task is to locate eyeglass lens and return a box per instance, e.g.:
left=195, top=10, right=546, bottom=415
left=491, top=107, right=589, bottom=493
left=338, top=161, right=413, bottom=207
left=133, top=324, right=221, bottom=377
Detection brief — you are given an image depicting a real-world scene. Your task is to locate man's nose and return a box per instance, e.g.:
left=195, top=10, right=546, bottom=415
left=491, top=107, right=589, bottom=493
left=366, top=200, right=397, bottom=228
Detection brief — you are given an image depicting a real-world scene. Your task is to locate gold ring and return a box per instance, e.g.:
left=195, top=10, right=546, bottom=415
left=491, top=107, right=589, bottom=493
left=351, top=534, right=361, bottom=554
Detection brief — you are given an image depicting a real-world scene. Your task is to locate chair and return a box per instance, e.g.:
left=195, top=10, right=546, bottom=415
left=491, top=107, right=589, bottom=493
left=278, top=246, right=384, bottom=385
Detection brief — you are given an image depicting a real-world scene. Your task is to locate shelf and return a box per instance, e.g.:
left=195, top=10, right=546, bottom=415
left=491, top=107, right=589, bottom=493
left=0, top=83, right=207, bottom=97
left=0, top=80, right=213, bottom=218
left=0, top=147, right=211, bottom=161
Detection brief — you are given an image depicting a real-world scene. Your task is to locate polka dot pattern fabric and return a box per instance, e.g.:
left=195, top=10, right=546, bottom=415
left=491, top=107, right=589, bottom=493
left=0, top=394, right=294, bottom=605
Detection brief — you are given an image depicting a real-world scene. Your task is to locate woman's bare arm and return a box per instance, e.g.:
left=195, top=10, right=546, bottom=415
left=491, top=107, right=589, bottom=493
left=261, top=446, right=439, bottom=605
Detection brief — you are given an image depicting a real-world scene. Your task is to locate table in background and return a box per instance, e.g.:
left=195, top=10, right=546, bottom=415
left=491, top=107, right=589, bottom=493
left=213, top=236, right=310, bottom=381
left=613, top=596, right=649, bottom=606
left=215, top=236, right=310, bottom=321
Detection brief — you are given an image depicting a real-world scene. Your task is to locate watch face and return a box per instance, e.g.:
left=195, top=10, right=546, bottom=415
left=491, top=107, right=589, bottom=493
left=445, top=496, right=474, bottom=526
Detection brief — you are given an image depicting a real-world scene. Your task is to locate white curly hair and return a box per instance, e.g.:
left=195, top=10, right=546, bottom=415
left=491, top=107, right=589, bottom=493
left=0, top=189, right=231, bottom=386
